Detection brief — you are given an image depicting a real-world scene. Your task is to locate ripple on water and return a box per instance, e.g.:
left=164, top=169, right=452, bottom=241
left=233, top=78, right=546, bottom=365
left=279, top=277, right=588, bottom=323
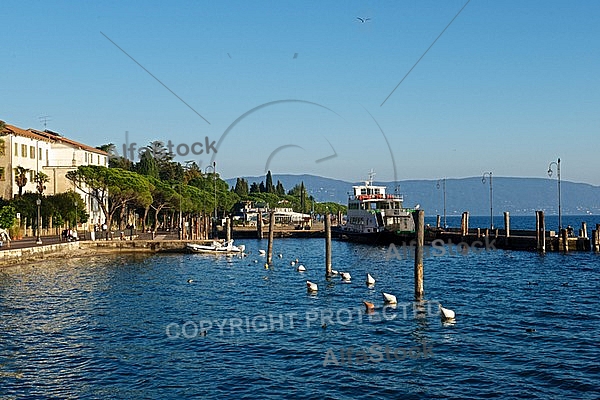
left=0, top=241, right=598, bottom=399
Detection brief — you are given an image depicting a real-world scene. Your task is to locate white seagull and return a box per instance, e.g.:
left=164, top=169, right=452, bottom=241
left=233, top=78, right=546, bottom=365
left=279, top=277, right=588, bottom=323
left=341, top=272, right=352, bottom=282
left=366, top=273, right=376, bottom=286
left=297, top=264, right=306, bottom=272
left=306, top=280, right=318, bottom=292
left=439, top=304, right=455, bottom=320
left=382, top=292, right=397, bottom=304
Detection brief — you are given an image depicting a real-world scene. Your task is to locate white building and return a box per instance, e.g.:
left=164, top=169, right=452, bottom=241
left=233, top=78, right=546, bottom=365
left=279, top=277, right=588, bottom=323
left=0, top=122, right=108, bottom=229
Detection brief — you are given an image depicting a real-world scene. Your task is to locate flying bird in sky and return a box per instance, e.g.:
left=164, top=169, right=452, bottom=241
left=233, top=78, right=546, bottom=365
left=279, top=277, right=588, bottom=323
left=356, top=17, right=371, bottom=23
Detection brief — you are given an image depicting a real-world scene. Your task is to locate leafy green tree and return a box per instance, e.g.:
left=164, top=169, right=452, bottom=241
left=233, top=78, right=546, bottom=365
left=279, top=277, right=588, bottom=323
left=148, top=177, right=179, bottom=232
left=137, top=149, right=159, bottom=179
left=0, top=205, right=16, bottom=229
left=67, top=165, right=153, bottom=229
left=234, top=178, right=249, bottom=197
left=249, top=182, right=260, bottom=194
left=275, top=180, right=285, bottom=196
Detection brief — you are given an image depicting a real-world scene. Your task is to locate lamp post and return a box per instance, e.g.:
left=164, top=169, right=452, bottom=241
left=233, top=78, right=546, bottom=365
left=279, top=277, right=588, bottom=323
left=436, top=178, right=447, bottom=229
left=205, top=162, right=217, bottom=238
left=482, top=172, right=493, bottom=229
left=176, top=184, right=182, bottom=240
left=74, top=200, right=78, bottom=240
left=547, top=158, right=561, bottom=232
left=36, top=198, right=42, bottom=245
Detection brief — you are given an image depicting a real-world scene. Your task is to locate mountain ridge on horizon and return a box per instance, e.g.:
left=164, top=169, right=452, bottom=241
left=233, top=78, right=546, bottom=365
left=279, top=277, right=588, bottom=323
left=225, top=174, right=600, bottom=216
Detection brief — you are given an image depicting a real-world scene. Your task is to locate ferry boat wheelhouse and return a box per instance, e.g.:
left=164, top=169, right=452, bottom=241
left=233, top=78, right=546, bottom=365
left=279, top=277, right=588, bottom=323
left=335, top=173, right=416, bottom=242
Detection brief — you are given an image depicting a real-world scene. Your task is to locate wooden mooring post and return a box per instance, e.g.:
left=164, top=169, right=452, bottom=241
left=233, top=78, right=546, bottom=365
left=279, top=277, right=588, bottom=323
left=257, top=212, right=263, bottom=239
left=225, top=217, right=231, bottom=242
left=436, top=215, right=441, bottom=229
left=413, top=210, right=425, bottom=300
left=536, top=211, right=545, bottom=252
left=267, top=212, right=275, bottom=265
left=460, top=211, right=469, bottom=236
left=561, top=228, right=569, bottom=252
left=580, top=222, right=588, bottom=239
left=325, top=213, right=332, bottom=277
left=504, top=212, right=510, bottom=238
left=592, top=225, right=600, bottom=252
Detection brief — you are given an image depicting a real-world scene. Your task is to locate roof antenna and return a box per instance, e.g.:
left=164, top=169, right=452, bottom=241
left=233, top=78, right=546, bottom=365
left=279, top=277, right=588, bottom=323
left=39, top=115, right=52, bottom=130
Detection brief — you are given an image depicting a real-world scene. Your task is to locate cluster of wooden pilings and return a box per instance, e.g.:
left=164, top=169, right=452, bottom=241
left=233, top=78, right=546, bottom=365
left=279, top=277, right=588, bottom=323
left=435, top=211, right=599, bottom=253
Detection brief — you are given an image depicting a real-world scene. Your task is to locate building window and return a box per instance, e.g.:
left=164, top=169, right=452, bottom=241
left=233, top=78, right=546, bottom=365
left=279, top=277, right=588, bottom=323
left=0, top=167, right=4, bottom=181
left=21, top=144, right=27, bottom=157
left=14, top=143, right=19, bottom=156
left=0, top=139, right=5, bottom=156
left=29, top=170, right=35, bottom=182
left=97, top=154, right=100, bottom=164
left=46, top=149, right=49, bottom=166
left=30, top=146, right=35, bottom=159
left=39, top=148, right=43, bottom=160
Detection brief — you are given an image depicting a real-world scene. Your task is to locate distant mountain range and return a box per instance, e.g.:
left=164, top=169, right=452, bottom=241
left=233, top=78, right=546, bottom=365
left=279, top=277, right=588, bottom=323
left=225, top=174, right=600, bottom=216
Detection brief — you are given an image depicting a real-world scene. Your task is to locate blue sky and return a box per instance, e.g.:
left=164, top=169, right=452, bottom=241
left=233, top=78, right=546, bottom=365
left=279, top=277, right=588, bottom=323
left=2, top=0, right=599, bottom=185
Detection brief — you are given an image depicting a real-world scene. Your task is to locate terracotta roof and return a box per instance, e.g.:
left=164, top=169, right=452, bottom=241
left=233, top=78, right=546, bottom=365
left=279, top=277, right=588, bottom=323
left=28, top=129, right=108, bottom=156
left=1, top=124, right=54, bottom=142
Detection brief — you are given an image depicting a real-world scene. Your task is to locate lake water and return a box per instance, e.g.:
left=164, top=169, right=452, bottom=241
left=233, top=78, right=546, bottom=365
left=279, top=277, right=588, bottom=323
left=1, top=230, right=599, bottom=398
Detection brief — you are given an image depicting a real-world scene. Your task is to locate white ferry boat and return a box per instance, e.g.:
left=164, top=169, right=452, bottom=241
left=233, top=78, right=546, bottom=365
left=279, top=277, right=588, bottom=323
left=334, top=172, right=416, bottom=243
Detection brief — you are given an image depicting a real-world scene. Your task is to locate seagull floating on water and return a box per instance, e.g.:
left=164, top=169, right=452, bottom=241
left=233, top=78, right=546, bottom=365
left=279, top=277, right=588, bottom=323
left=297, top=264, right=306, bottom=272
left=306, top=280, right=318, bottom=292
left=366, top=273, right=376, bottom=286
left=259, top=249, right=266, bottom=256
left=439, top=304, right=455, bottom=320
left=363, top=300, right=375, bottom=312
left=382, top=292, right=397, bottom=304
left=341, top=272, right=351, bottom=282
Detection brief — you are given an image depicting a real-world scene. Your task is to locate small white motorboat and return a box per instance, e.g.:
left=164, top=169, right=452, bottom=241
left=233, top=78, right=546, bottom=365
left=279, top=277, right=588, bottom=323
left=366, top=273, right=376, bottom=285
left=382, top=292, right=397, bottom=304
left=186, top=240, right=246, bottom=255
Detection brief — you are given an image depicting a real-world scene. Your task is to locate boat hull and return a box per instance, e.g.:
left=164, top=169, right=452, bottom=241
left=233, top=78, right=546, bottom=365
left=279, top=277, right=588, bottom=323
left=332, top=226, right=416, bottom=246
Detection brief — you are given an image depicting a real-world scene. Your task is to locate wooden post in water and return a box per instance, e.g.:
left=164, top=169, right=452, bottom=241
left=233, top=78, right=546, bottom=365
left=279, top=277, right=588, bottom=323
left=257, top=212, right=263, bottom=239
left=504, top=212, right=510, bottom=238
left=337, top=210, right=342, bottom=226
left=413, top=210, right=425, bottom=300
left=561, top=228, right=569, bottom=252
left=592, top=227, right=599, bottom=252
left=476, top=228, right=481, bottom=238
left=536, top=211, right=546, bottom=252
left=436, top=215, right=441, bottom=229
left=267, top=211, right=275, bottom=265
left=581, top=222, right=588, bottom=238
left=225, top=217, right=231, bottom=242
left=325, top=213, right=332, bottom=277
left=460, top=212, right=469, bottom=236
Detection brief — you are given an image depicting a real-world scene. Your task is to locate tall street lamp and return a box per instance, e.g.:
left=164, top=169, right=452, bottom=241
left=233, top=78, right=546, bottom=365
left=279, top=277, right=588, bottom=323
left=36, top=198, right=42, bottom=245
left=436, top=178, right=447, bottom=229
left=205, top=162, right=217, bottom=238
left=547, top=158, right=561, bottom=232
left=482, top=172, right=493, bottom=230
